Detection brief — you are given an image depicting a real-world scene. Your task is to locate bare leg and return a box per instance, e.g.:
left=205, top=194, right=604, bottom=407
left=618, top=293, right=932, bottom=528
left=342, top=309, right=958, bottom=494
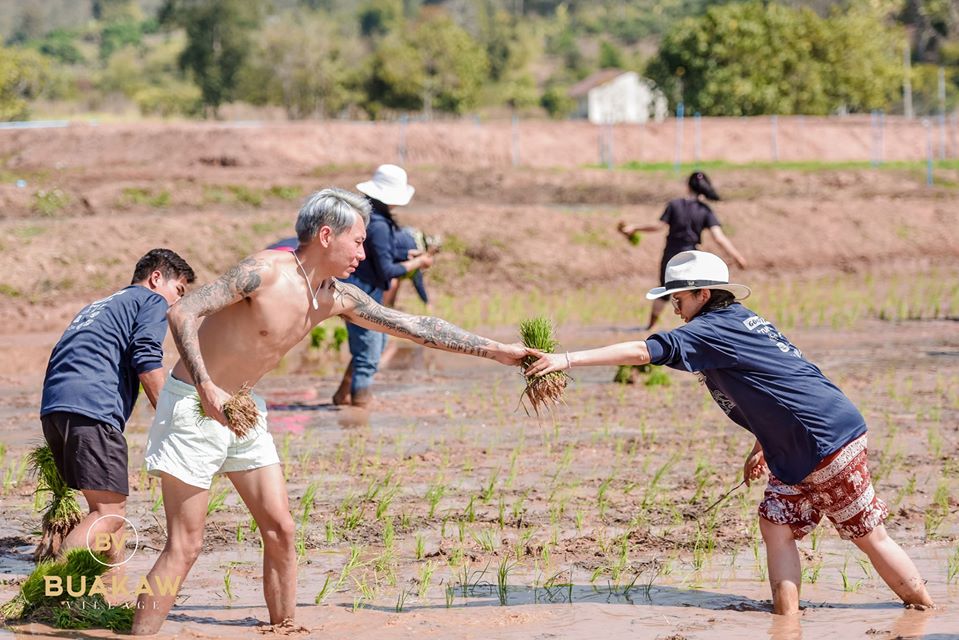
left=760, top=517, right=802, bottom=615
left=227, top=464, right=296, bottom=624
left=131, top=474, right=208, bottom=636
left=332, top=360, right=353, bottom=405
left=61, top=489, right=126, bottom=562
left=646, top=298, right=667, bottom=331
left=852, top=525, right=934, bottom=608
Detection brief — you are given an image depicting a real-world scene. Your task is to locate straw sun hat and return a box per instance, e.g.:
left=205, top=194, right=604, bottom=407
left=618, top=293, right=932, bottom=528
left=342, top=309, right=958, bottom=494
left=646, top=251, right=751, bottom=300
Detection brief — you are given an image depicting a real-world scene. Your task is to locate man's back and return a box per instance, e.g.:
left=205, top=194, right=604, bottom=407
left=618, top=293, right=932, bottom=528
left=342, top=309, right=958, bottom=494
left=42, top=285, right=168, bottom=431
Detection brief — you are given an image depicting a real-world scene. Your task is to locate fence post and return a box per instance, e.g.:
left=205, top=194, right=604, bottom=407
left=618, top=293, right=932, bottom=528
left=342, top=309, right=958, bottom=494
left=924, top=118, right=934, bottom=186
left=397, top=114, right=408, bottom=164
left=606, top=122, right=614, bottom=169
left=674, top=102, right=685, bottom=174
left=770, top=115, right=779, bottom=162
left=694, top=112, right=702, bottom=167
left=511, top=113, right=520, bottom=167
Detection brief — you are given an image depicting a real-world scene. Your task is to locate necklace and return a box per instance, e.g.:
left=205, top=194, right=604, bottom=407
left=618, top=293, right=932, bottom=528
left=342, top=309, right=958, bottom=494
left=292, top=251, right=319, bottom=310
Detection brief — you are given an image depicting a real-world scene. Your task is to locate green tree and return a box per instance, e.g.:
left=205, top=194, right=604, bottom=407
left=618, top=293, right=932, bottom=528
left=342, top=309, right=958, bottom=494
left=359, top=0, right=404, bottom=37
left=364, top=9, right=488, bottom=116
left=238, top=11, right=359, bottom=118
left=159, top=0, right=261, bottom=116
left=647, top=1, right=902, bottom=115
left=598, top=39, right=623, bottom=69
left=0, top=46, right=51, bottom=120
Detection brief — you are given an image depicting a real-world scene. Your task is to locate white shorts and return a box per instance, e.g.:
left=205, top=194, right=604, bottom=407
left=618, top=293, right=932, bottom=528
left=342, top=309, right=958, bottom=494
left=144, top=374, right=279, bottom=489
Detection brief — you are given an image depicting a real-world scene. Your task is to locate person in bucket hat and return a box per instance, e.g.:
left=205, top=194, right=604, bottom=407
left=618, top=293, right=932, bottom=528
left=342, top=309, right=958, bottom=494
left=524, top=250, right=934, bottom=615
left=333, top=165, right=434, bottom=407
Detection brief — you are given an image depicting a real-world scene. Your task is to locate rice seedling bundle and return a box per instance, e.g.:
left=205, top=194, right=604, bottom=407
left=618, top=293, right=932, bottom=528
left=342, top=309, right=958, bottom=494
left=29, top=445, right=82, bottom=562
left=519, top=317, right=570, bottom=415
left=628, top=231, right=642, bottom=246
left=195, top=385, right=259, bottom=437
left=0, top=548, right=132, bottom=632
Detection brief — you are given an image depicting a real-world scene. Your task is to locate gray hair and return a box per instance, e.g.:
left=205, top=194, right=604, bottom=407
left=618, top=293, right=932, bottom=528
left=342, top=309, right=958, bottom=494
left=296, top=188, right=371, bottom=243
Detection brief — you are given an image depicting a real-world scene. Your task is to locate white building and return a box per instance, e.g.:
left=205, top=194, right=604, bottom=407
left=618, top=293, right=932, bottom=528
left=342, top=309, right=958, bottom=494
left=569, top=69, right=668, bottom=124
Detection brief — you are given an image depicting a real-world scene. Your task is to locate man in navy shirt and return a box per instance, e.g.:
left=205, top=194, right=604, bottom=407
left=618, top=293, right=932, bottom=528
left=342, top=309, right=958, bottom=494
left=40, top=248, right=195, bottom=560
left=525, top=251, right=934, bottom=615
left=333, top=164, right=434, bottom=407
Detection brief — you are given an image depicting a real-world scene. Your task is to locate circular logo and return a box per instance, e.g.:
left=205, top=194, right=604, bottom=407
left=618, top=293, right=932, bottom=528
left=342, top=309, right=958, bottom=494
left=84, top=514, right=140, bottom=567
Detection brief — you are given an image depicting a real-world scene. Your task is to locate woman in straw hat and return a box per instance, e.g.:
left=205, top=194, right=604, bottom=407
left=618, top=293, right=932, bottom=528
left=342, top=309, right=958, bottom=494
left=618, top=171, right=747, bottom=331
left=333, top=164, right=434, bottom=407
left=525, top=250, right=934, bottom=615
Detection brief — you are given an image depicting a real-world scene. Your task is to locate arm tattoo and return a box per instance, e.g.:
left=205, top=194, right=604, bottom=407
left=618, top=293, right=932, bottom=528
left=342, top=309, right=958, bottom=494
left=170, top=257, right=264, bottom=385
left=334, top=281, right=493, bottom=358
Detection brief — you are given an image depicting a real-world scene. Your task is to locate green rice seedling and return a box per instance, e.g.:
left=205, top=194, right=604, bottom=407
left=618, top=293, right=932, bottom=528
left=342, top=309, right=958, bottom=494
left=518, top=317, right=571, bottom=416
left=309, top=325, right=327, bottom=349
left=42, top=595, right=134, bottom=632
left=481, top=470, right=499, bottom=504
left=425, top=482, right=446, bottom=518
left=947, top=544, right=959, bottom=584
left=301, top=481, right=319, bottom=525
left=395, top=587, right=409, bottom=612
left=498, top=498, right=506, bottom=529
left=415, top=533, right=425, bottom=560
left=236, top=523, right=245, bottom=543
left=927, top=426, right=944, bottom=459
left=29, top=445, right=83, bottom=562
left=445, top=584, right=455, bottom=607
left=924, top=480, right=951, bottom=540
left=497, top=554, right=517, bottom=606
left=472, top=529, right=497, bottom=553
left=335, top=545, right=363, bottom=590
left=575, top=510, right=585, bottom=531
left=331, top=325, right=348, bottom=352
left=512, top=494, right=527, bottom=525
left=206, top=482, right=230, bottom=516
left=223, top=564, right=235, bottom=602
left=839, top=557, right=863, bottom=592
left=314, top=574, right=333, bottom=604
left=645, top=367, right=671, bottom=387
left=464, top=495, right=476, bottom=523
left=418, top=560, right=436, bottom=598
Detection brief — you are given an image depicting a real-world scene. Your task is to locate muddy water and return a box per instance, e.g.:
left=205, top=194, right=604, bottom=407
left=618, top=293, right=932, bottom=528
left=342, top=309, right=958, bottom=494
left=2, top=316, right=958, bottom=639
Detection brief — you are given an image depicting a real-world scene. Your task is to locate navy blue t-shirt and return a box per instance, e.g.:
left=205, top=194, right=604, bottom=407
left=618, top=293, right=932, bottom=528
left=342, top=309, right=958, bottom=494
left=41, top=285, right=169, bottom=432
left=352, top=201, right=408, bottom=291
left=646, top=303, right=866, bottom=484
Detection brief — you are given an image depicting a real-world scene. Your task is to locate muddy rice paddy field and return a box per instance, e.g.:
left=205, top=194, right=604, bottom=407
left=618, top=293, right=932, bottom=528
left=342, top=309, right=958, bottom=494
left=0, top=122, right=958, bottom=638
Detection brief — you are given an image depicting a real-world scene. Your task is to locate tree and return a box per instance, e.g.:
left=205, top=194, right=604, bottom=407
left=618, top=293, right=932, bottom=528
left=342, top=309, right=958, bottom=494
left=159, top=0, right=260, bottom=116
left=363, top=9, right=488, bottom=117
left=646, top=1, right=902, bottom=115
left=0, top=46, right=51, bottom=121
left=237, top=11, right=359, bottom=118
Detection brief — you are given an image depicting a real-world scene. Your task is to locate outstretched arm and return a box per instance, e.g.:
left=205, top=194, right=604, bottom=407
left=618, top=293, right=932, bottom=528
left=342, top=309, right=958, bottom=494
left=525, top=341, right=651, bottom=376
left=168, top=256, right=268, bottom=424
left=333, top=281, right=524, bottom=365
left=618, top=220, right=667, bottom=236
left=706, top=226, right=747, bottom=269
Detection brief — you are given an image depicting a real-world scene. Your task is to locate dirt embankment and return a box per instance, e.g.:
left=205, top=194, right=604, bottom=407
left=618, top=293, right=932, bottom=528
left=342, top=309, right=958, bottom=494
left=0, top=122, right=957, bottom=332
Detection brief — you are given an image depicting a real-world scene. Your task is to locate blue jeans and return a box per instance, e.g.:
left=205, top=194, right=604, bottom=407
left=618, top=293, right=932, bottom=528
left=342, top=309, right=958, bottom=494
left=344, top=277, right=387, bottom=394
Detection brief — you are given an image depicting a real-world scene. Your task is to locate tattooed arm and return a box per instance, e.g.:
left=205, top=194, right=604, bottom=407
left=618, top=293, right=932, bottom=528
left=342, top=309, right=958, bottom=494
left=331, top=280, right=525, bottom=365
left=168, top=256, right=268, bottom=424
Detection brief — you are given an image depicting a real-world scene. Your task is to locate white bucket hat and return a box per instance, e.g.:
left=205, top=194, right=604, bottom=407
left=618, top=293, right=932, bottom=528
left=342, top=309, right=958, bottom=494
left=356, top=164, right=415, bottom=206
left=646, top=250, right=751, bottom=300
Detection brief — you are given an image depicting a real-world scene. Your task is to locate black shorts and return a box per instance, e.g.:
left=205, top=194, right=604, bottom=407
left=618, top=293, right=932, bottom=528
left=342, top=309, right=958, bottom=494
left=41, top=412, right=129, bottom=496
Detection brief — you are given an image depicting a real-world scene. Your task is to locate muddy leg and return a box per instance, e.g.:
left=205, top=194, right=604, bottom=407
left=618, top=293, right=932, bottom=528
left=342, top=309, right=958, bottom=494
left=760, top=517, right=802, bottom=615
left=852, top=525, right=934, bottom=609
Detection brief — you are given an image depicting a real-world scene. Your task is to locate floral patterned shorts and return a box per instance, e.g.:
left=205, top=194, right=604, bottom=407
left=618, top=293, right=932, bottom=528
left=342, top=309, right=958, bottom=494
left=758, top=435, right=888, bottom=540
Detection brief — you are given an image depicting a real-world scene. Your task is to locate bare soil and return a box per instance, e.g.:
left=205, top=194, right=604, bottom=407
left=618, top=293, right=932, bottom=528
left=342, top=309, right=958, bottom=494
left=0, top=121, right=958, bottom=639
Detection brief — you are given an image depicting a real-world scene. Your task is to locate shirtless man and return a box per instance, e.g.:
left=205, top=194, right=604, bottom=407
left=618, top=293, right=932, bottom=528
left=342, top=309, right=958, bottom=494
left=131, top=188, right=524, bottom=634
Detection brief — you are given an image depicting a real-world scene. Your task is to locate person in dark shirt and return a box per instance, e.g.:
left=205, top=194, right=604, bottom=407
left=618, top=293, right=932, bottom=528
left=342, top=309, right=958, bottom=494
left=524, top=251, right=934, bottom=615
left=333, top=165, right=434, bottom=407
left=618, top=172, right=748, bottom=330
left=40, top=248, right=195, bottom=560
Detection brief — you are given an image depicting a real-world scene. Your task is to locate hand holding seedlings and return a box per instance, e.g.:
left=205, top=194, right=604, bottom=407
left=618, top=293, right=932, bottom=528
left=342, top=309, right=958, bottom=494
left=518, top=317, right=570, bottom=415
left=195, top=384, right=259, bottom=438
left=743, top=442, right=768, bottom=487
